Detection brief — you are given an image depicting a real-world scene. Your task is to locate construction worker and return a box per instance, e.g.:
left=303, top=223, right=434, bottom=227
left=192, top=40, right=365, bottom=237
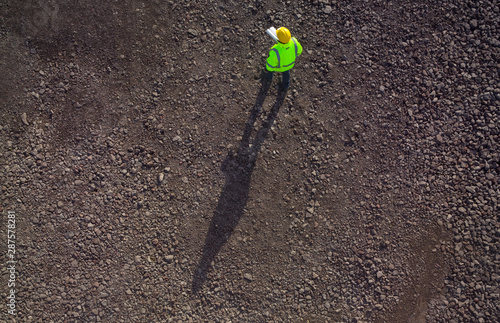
left=265, top=27, right=303, bottom=90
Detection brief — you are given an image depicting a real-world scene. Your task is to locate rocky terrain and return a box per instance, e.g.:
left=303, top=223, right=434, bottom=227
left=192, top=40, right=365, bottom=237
left=0, top=0, right=498, bottom=322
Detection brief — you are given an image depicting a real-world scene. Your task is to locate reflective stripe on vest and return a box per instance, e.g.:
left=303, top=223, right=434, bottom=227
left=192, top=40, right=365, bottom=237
left=266, top=62, right=277, bottom=69
left=292, top=38, right=298, bottom=58
left=271, top=48, right=280, bottom=68
left=282, top=39, right=298, bottom=68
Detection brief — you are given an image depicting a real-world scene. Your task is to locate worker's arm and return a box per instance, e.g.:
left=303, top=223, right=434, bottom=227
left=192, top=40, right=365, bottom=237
left=293, top=37, right=303, bottom=56
left=266, top=49, right=279, bottom=71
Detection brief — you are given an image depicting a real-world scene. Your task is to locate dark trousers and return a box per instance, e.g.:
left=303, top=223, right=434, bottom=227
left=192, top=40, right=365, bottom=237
left=265, top=69, right=290, bottom=89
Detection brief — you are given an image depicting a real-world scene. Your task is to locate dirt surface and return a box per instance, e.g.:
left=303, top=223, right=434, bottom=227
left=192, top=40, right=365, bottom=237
left=0, top=0, right=498, bottom=322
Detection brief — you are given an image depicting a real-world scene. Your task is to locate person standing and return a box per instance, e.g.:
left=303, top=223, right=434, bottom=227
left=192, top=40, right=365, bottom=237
left=265, top=27, right=303, bottom=90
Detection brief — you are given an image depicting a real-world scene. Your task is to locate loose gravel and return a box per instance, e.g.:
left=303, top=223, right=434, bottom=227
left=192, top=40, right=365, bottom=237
left=0, top=0, right=498, bottom=322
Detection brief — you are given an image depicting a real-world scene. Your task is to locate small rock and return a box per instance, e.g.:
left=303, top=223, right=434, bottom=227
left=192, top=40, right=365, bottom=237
left=470, top=19, right=478, bottom=29
left=158, top=173, right=164, bottom=183
left=324, top=5, right=333, bottom=14
left=465, top=186, right=476, bottom=193
left=21, top=112, right=29, bottom=125
left=244, top=273, right=253, bottom=281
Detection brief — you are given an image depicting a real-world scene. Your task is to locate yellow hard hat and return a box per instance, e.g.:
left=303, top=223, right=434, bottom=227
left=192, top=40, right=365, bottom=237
left=277, top=27, right=291, bottom=43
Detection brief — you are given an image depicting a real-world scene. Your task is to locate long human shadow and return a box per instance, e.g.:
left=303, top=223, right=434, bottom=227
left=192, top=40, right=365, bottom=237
left=192, top=81, right=287, bottom=293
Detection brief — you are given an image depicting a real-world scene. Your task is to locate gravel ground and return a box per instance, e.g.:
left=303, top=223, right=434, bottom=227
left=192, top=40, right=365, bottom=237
left=0, top=0, right=498, bottom=322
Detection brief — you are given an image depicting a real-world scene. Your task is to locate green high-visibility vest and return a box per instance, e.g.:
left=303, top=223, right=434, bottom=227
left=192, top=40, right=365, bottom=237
left=266, top=37, right=303, bottom=72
